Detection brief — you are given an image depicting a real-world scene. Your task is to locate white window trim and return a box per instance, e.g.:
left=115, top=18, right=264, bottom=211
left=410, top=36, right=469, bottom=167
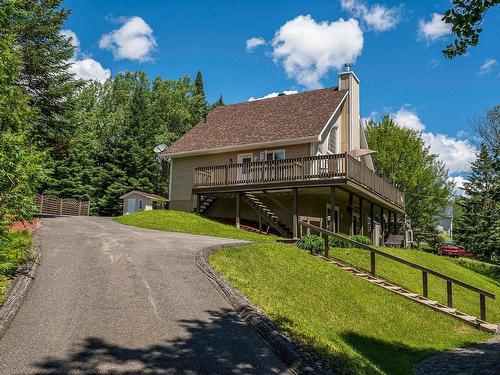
left=259, top=149, right=286, bottom=161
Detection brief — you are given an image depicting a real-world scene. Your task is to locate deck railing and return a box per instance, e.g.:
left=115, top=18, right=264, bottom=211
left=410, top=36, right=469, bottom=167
left=193, top=153, right=404, bottom=208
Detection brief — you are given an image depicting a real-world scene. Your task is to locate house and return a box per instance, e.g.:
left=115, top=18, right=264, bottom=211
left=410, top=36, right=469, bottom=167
left=120, top=191, right=167, bottom=215
left=162, top=66, right=405, bottom=242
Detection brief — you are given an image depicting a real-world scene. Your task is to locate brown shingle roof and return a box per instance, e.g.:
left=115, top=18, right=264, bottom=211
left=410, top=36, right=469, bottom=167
left=164, top=87, right=347, bottom=155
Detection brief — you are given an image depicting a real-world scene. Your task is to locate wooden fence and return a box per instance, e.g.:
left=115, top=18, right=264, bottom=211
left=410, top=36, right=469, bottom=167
left=35, top=194, right=90, bottom=216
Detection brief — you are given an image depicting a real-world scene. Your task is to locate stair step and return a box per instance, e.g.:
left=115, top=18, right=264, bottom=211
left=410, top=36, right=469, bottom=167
left=401, top=292, right=419, bottom=298
left=386, top=285, right=403, bottom=292
left=480, top=323, right=498, bottom=332
left=441, top=307, right=457, bottom=314
left=419, top=299, right=438, bottom=306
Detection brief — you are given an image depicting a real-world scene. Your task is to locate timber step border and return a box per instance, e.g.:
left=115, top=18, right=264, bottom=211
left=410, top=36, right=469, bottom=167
left=317, top=255, right=499, bottom=333
left=196, top=243, right=335, bottom=375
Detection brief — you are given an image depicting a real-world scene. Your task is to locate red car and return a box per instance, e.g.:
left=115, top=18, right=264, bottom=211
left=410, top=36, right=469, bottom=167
left=438, top=243, right=473, bottom=257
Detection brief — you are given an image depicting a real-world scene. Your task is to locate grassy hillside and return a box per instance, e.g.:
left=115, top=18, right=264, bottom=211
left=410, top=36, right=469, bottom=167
left=210, top=242, right=491, bottom=375
left=115, top=210, right=277, bottom=241
left=332, top=246, right=500, bottom=322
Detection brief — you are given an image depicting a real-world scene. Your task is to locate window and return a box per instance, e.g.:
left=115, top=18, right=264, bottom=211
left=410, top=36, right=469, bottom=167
left=259, top=149, right=285, bottom=161
left=328, top=127, right=338, bottom=154
left=138, top=199, right=143, bottom=210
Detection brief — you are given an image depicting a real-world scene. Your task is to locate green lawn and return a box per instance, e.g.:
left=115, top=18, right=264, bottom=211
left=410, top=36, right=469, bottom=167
left=0, top=231, right=32, bottom=303
left=332, top=246, right=500, bottom=322
left=115, top=210, right=277, bottom=241
left=210, top=242, right=491, bottom=375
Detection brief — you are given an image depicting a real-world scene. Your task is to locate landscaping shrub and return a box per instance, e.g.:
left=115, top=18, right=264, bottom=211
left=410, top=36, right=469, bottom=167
left=297, top=234, right=324, bottom=254
left=329, top=236, right=351, bottom=248
left=455, top=258, right=500, bottom=282
left=0, top=231, right=32, bottom=302
left=350, top=235, right=372, bottom=246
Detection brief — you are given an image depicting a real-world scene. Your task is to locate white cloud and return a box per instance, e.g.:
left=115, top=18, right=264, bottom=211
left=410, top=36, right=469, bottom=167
left=60, top=29, right=111, bottom=83
left=341, top=0, right=401, bottom=32
left=99, top=16, right=156, bottom=61
left=248, top=90, right=299, bottom=101
left=69, top=58, right=111, bottom=83
left=418, top=13, right=452, bottom=42
left=60, top=29, right=80, bottom=49
left=392, top=106, right=426, bottom=131
left=271, top=15, right=363, bottom=89
left=246, top=37, right=266, bottom=52
left=447, top=175, right=468, bottom=196
left=391, top=106, right=476, bottom=173
left=477, top=58, right=498, bottom=76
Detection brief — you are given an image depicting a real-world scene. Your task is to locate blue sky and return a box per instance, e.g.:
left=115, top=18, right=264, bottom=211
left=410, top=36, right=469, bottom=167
left=62, top=0, right=499, bottom=183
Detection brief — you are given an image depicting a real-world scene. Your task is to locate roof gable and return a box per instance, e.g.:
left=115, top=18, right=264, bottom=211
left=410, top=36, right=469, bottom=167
left=119, top=190, right=166, bottom=200
left=164, top=87, right=347, bottom=156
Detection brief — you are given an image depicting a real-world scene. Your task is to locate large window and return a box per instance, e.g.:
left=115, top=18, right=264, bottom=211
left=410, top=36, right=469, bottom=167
left=260, top=149, right=285, bottom=161
left=328, top=127, right=338, bottom=154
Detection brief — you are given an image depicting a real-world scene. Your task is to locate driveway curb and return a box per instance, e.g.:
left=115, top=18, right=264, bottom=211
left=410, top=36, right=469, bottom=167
left=0, top=235, right=41, bottom=340
left=196, top=243, right=333, bottom=375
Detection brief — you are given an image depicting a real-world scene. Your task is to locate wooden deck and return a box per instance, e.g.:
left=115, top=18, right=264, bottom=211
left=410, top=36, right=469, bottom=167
left=193, top=153, right=404, bottom=210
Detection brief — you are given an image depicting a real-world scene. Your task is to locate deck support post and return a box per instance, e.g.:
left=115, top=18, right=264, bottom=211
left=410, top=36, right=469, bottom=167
left=292, top=188, right=299, bottom=239
left=370, top=202, right=374, bottom=235
left=380, top=207, right=385, bottom=242
left=447, top=281, right=453, bottom=308
left=480, top=294, right=486, bottom=321
left=235, top=192, right=240, bottom=229
left=359, top=196, right=364, bottom=236
left=329, top=187, right=336, bottom=232
left=393, top=212, right=397, bottom=234
left=349, top=192, right=354, bottom=236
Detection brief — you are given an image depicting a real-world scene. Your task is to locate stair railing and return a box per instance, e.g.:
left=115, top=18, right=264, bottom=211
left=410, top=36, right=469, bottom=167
left=298, top=220, right=495, bottom=322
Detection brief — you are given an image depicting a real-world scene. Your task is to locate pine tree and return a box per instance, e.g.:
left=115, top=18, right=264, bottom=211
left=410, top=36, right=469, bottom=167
left=455, top=144, right=499, bottom=260
left=16, top=0, right=81, bottom=154
left=194, top=70, right=205, bottom=99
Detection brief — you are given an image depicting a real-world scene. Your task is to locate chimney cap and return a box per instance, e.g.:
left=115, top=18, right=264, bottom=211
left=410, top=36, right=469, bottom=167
left=344, top=63, right=351, bottom=71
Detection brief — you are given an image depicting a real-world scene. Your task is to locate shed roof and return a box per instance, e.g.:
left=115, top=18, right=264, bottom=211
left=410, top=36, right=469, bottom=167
left=119, top=190, right=167, bottom=200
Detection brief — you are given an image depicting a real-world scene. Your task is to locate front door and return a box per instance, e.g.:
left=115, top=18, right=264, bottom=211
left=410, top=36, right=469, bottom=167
left=127, top=198, right=136, bottom=214
left=237, top=153, right=253, bottom=182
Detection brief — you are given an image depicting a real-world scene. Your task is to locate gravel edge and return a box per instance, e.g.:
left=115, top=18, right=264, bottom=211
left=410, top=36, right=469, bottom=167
left=196, top=243, right=334, bottom=375
left=0, top=232, right=41, bottom=340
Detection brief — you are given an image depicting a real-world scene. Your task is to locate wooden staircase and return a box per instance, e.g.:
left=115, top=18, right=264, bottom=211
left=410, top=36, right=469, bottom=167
left=199, top=195, right=216, bottom=214
left=318, top=255, right=498, bottom=333
left=242, top=193, right=292, bottom=238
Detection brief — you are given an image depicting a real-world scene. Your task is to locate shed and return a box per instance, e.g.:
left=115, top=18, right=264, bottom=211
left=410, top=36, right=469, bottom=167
left=120, top=191, right=167, bottom=215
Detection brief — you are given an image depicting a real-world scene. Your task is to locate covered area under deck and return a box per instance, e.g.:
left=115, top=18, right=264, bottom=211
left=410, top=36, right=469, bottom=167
left=193, top=185, right=404, bottom=243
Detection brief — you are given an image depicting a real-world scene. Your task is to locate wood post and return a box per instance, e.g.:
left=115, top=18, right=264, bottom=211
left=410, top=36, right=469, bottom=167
left=370, top=251, right=376, bottom=276
left=480, top=294, right=486, bottom=321
left=196, top=194, right=201, bottom=214
left=359, top=196, right=364, bottom=236
left=235, top=193, right=240, bottom=229
left=447, top=281, right=453, bottom=307
left=422, top=271, right=428, bottom=298
left=292, top=188, right=298, bottom=239
left=59, top=199, right=63, bottom=215
left=78, top=201, right=82, bottom=216
left=380, top=207, right=384, bottom=241
left=349, top=192, right=354, bottom=236
left=39, top=195, right=44, bottom=214
left=370, top=202, right=374, bottom=235
left=329, top=187, right=336, bottom=232
left=324, top=233, right=329, bottom=257
left=393, top=212, right=397, bottom=234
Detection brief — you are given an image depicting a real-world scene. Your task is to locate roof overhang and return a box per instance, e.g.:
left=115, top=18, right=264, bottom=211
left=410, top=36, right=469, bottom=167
left=163, top=135, right=319, bottom=159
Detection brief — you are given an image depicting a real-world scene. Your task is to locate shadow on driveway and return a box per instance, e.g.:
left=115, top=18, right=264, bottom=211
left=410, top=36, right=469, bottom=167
left=32, top=308, right=284, bottom=374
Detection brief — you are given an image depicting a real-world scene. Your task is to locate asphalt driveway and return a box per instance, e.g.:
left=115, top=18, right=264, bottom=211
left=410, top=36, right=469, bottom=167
left=0, top=216, right=287, bottom=374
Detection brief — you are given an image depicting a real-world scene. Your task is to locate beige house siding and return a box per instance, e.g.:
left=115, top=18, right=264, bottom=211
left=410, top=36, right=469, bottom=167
left=169, top=143, right=311, bottom=211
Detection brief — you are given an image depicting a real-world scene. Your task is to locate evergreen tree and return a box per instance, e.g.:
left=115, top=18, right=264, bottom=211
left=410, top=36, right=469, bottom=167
left=16, top=0, right=81, bottom=154
left=0, top=1, right=45, bottom=232
left=194, top=70, right=205, bottom=99
left=365, top=116, right=452, bottom=242
left=455, top=144, right=499, bottom=261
